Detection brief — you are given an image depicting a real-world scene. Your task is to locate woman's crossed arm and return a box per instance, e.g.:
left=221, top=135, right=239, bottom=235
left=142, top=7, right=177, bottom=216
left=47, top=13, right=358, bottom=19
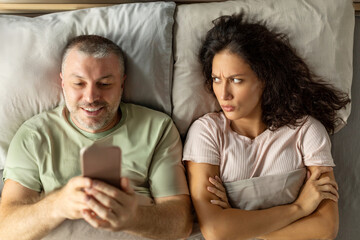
left=186, top=162, right=338, bottom=240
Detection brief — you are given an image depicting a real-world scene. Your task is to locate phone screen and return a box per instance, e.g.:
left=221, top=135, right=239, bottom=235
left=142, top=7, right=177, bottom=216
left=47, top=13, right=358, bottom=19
left=81, top=145, right=121, bottom=188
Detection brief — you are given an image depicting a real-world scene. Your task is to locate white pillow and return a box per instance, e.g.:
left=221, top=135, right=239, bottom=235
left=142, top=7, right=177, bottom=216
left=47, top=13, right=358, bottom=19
left=0, top=2, right=176, bottom=169
left=173, top=0, right=354, bottom=137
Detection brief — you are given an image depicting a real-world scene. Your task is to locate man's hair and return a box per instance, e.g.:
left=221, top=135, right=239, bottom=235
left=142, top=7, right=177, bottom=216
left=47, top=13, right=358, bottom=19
left=199, top=13, right=350, bottom=134
left=61, top=35, right=125, bottom=75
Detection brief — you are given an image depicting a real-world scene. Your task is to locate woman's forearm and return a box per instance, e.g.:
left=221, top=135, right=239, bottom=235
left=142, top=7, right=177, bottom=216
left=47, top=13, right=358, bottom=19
left=199, top=202, right=308, bottom=240
left=260, top=169, right=339, bottom=240
left=259, top=197, right=338, bottom=239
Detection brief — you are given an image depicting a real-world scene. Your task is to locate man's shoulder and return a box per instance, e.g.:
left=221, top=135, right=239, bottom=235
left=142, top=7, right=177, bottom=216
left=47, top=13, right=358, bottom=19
left=22, top=105, right=64, bottom=129
left=123, top=102, right=171, bottom=122
left=14, top=106, right=65, bottom=140
left=121, top=103, right=178, bottom=139
left=9, top=106, right=66, bottom=149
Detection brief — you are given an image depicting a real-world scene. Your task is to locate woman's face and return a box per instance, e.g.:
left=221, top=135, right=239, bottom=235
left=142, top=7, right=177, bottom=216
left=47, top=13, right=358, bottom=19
left=212, top=50, right=264, bottom=123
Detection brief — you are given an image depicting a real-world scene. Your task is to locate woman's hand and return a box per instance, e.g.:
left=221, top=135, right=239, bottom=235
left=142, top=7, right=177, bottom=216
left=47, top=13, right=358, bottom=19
left=207, top=176, right=231, bottom=209
left=293, top=167, right=339, bottom=217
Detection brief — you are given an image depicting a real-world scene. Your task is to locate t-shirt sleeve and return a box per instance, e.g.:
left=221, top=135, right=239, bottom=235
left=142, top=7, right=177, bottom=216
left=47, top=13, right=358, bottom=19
left=301, top=117, right=335, bottom=167
left=148, top=118, right=189, bottom=198
left=183, top=116, right=220, bottom=165
left=3, top=124, right=42, bottom=192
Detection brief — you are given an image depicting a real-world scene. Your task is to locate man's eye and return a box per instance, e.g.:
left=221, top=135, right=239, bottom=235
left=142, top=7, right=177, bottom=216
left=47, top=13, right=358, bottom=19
left=232, top=78, right=242, bottom=83
left=74, top=82, right=83, bottom=86
left=99, top=83, right=111, bottom=87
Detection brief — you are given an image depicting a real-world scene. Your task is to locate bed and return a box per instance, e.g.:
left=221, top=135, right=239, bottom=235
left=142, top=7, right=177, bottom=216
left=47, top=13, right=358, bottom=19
left=0, top=0, right=358, bottom=239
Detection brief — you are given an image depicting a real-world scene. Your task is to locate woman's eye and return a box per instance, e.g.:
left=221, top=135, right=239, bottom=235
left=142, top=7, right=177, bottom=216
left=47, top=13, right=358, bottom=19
left=233, top=78, right=242, bottom=83
left=212, top=77, right=220, bottom=83
left=74, top=82, right=83, bottom=86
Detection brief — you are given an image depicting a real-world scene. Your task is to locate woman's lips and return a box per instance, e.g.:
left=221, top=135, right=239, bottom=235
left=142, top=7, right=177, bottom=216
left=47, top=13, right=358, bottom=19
left=221, top=105, right=235, bottom=112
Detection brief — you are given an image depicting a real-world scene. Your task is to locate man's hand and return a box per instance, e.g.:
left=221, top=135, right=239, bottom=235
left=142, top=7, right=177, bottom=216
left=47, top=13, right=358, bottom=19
left=0, top=177, right=92, bottom=240
left=74, top=177, right=192, bottom=238
left=53, top=176, right=93, bottom=220
left=81, top=177, right=139, bottom=231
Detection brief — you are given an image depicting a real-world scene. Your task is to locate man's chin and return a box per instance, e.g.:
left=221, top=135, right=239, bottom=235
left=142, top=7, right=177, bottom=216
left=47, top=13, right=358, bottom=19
left=73, top=117, right=105, bottom=132
left=82, top=121, right=105, bottom=130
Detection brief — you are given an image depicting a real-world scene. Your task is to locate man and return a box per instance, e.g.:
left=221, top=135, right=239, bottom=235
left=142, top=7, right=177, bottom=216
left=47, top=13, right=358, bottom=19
left=0, top=35, right=192, bottom=240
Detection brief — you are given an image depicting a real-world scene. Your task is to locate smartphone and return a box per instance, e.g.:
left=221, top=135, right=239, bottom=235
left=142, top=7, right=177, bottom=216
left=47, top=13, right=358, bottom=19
left=80, top=144, right=122, bottom=188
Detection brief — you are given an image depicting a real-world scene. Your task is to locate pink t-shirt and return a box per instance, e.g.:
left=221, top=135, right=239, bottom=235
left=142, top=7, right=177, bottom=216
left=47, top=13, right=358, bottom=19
left=183, top=112, right=334, bottom=183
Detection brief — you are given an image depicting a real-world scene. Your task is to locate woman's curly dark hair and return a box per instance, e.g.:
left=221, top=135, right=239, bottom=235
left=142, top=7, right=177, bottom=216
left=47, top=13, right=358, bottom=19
left=199, top=13, right=350, bottom=134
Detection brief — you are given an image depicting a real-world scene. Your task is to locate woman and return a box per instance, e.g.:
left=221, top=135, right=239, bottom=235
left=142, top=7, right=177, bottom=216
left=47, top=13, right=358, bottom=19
left=183, top=14, right=350, bottom=239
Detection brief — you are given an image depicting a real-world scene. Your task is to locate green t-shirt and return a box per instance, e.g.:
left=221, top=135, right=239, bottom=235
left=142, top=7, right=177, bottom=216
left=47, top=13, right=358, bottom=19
left=3, top=103, right=189, bottom=198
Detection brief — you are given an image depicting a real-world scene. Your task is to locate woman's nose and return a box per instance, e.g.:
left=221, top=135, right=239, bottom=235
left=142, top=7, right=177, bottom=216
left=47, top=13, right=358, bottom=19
left=221, top=82, right=233, bottom=100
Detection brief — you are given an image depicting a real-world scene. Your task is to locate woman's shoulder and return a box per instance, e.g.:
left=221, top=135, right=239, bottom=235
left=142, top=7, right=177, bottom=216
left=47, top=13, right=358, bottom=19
left=301, top=116, right=327, bottom=132
left=190, top=111, right=226, bottom=132
left=183, top=112, right=224, bottom=165
left=187, top=112, right=226, bottom=138
left=303, top=115, right=322, bottom=125
left=294, top=115, right=329, bottom=140
left=196, top=111, right=226, bottom=125
left=273, top=116, right=328, bottom=140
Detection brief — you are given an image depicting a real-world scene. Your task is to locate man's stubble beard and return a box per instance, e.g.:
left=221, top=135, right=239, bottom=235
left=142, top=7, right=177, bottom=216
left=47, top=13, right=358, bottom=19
left=63, top=90, right=121, bottom=132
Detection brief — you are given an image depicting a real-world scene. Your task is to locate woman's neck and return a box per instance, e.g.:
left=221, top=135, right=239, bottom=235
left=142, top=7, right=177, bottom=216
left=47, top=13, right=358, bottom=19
left=230, top=118, right=267, bottom=139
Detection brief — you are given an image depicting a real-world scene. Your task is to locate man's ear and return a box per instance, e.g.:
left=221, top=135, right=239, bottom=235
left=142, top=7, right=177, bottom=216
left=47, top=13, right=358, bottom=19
left=60, top=72, right=64, bottom=88
left=121, top=74, right=127, bottom=89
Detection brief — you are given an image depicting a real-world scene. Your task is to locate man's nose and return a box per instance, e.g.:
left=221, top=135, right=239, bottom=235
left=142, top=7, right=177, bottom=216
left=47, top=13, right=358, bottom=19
left=220, top=82, right=233, bottom=100
left=84, top=85, right=100, bottom=103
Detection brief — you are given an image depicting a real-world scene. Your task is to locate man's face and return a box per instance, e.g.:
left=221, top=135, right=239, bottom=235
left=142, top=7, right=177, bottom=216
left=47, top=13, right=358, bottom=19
left=60, top=48, right=125, bottom=133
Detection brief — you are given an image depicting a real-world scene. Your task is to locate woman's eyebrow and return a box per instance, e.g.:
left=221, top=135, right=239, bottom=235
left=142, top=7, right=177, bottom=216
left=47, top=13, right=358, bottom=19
left=211, top=73, right=246, bottom=78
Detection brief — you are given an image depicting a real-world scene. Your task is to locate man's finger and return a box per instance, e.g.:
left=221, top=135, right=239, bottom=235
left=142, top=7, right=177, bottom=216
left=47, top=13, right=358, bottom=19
left=82, top=209, right=111, bottom=229
left=69, top=176, right=92, bottom=190
left=91, top=180, right=127, bottom=201
left=85, top=188, right=119, bottom=209
left=85, top=196, right=117, bottom=221
left=121, top=177, right=134, bottom=194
